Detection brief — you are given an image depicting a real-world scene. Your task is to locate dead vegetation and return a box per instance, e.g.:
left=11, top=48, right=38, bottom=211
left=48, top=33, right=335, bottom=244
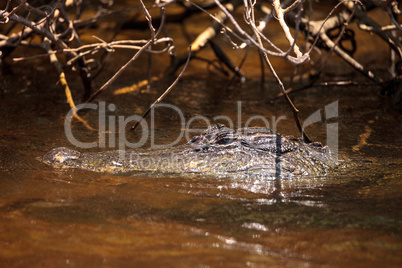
left=1, top=0, right=401, bottom=138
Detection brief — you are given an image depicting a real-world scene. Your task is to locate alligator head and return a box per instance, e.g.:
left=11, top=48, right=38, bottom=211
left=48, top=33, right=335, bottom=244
left=39, top=124, right=337, bottom=177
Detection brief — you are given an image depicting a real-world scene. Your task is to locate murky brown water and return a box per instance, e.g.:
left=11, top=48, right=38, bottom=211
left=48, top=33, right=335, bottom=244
left=1, top=73, right=401, bottom=266
left=1, top=2, right=402, bottom=267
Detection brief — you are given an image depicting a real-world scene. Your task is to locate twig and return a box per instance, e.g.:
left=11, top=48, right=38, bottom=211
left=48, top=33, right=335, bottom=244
left=11, top=37, right=174, bottom=63
left=347, top=1, right=402, bottom=58
left=212, top=0, right=309, bottom=65
left=270, top=79, right=392, bottom=102
left=246, top=0, right=311, bottom=142
left=85, top=39, right=154, bottom=103
left=131, top=46, right=192, bottom=131
left=85, top=7, right=167, bottom=102
left=299, top=3, right=382, bottom=83
left=272, top=0, right=303, bottom=57
left=139, top=0, right=156, bottom=42
left=2, top=10, right=68, bottom=49
left=43, top=39, right=95, bottom=131
left=209, top=40, right=244, bottom=78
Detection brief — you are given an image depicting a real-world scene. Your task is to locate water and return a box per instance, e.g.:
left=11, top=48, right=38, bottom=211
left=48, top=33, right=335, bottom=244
left=0, top=69, right=401, bottom=266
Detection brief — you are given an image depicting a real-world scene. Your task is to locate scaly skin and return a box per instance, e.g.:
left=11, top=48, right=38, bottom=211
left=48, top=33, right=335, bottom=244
left=38, top=124, right=338, bottom=177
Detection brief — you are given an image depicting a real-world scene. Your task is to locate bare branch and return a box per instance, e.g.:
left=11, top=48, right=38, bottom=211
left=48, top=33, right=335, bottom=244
left=273, top=0, right=303, bottom=57
left=131, top=46, right=193, bottom=131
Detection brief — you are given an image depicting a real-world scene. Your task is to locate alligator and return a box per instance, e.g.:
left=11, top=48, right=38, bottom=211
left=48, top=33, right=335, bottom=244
left=39, top=124, right=338, bottom=177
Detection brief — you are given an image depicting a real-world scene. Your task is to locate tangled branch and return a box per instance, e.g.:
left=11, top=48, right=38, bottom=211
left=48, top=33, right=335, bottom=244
left=1, top=0, right=401, bottom=135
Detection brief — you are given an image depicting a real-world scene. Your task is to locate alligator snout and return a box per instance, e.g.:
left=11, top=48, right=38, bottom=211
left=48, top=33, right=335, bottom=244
left=38, top=147, right=81, bottom=165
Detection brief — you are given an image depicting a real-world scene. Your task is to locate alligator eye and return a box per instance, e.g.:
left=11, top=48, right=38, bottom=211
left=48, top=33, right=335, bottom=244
left=189, top=136, right=199, bottom=144
left=216, top=138, right=235, bottom=145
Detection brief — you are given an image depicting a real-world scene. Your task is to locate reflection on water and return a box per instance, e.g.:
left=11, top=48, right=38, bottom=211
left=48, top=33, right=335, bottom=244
left=1, top=160, right=401, bottom=266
